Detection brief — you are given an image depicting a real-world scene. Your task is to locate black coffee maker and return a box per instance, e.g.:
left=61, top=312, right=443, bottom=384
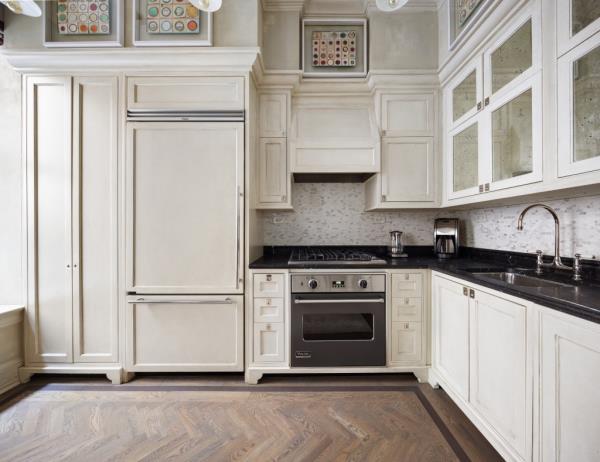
left=434, top=218, right=460, bottom=259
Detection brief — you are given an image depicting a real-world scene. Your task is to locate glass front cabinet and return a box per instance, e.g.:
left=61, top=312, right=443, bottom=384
left=445, top=6, right=542, bottom=201
left=557, top=1, right=600, bottom=177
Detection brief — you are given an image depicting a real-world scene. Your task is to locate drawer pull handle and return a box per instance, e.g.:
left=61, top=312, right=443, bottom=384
left=405, top=298, right=410, bottom=304
left=130, top=298, right=233, bottom=305
left=266, top=274, right=272, bottom=282
left=405, top=274, right=410, bottom=281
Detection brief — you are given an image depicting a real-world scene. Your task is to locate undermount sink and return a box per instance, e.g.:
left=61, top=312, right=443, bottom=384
left=471, top=272, right=576, bottom=289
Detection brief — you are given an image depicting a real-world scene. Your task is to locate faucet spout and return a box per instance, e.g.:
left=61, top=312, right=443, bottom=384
left=517, top=204, right=571, bottom=271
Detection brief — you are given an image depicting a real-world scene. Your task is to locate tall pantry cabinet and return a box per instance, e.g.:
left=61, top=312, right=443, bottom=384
left=21, top=75, right=121, bottom=384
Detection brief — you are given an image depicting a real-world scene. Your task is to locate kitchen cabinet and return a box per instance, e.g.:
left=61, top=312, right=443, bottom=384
left=389, top=271, right=427, bottom=366
left=127, top=76, right=245, bottom=112
left=380, top=93, right=435, bottom=137
left=431, top=275, right=470, bottom=401
left=539, top=306, right=600, bottom=462
left=365, top=137, right=435, bottom=209
left=126, top=296, right=243, bottom=372
left=257, top=138, right=290, bottom=206
left=557, top=30, right=600, bottom=178
left=250, top=272, right=287, bottom=366
left=432, top=273, right=532, bottom=462
left=444, top=6, right=543, bottom=202
left=24, top=75, right=119, bottom=369
left=260, top=93, right=287, bottom=137
left=257, top=92, right=292, bottom=210
left=557, top=0, right=600, bottom=57
left=469, top=290, right=528, bottom=460
left=126, top=122, right=244, bottom=294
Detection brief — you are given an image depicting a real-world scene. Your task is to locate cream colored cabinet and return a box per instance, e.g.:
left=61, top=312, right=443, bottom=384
left=432, top=275, right=470, bottom=401
left=469, top=289, right=529, bottom=461
left=250, top=272, right=287, bottom=366
left=445, top=6, right=543, bottom=202
left=380, top=93, right=435, bottom=137
left=258, top=138, right=290, bottom=206
left=389, top=272, right=426, bottom=366
left=127, top=76, right=244, bottom=112
left=126, top=296, right=243, bottom=372
left=557, top=29, right=600, bottom=177
left=257, top=93, right=291, bottom=209
left=432, top=273, right=532, bottom=462
left=260, top=93, right=287, bottom=137
left=539, top=306, right=600, bottom=462
left=25, top=75, right=119, bottom=367
left=126, top=122, right=244, bottom=294
left=365, top=137, right=436, bottom=209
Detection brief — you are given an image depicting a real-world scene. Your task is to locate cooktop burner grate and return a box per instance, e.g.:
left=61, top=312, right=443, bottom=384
left=288, top=247, right=387, bottom=265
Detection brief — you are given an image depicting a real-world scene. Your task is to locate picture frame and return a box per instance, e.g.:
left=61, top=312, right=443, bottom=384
left=132, top=0, right=213, bottom=47
left=43, top=0, right=124, bottom=48
left=302, top=18, right=368, bottom=78
left=448, top=0, right=494, bottom=51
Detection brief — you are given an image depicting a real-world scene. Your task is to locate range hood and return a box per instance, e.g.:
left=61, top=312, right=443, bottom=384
left=289, top=97, right=381, bottom=182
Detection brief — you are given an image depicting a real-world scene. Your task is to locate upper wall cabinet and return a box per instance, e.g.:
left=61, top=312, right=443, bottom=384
left=444, top=6, right=542, bottom=201
left=557, top=22, right=600, bottom=177
left=260, top=93, right=287, bottom=138
left=127, top=76, right=244, bottom=112
left=557, top=0, right=600, bottom=57
left=380, top=93, right=435, bottom=137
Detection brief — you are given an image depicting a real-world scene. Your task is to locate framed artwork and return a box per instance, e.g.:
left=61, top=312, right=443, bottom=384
left=132, top=0, right=213, bottom=47
left=448, top=0, right=493, bottom=50
left=43, top=0, right=124, bottom=47
left=302, top=18, right=368, bottom=78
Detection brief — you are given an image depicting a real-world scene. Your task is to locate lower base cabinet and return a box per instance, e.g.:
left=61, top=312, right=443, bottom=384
left=390, top=322, right=423, bottom=363
left=540, top=308, right=600, bottom=462
left=126, top=295, right=243, bottom=372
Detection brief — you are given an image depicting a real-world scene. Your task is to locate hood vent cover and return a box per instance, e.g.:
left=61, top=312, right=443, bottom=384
left=289, top=99, right=381, bottom=180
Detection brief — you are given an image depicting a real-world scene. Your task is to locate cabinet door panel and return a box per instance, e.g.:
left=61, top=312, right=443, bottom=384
left=390, top=322, right=423, bottom=364
left=448, top=120, right=482, bottom=199
left=258, top=138, right=287, bottom=204
left=391, top=273, right=423, bottom=298
left=253, top=322, right=285, bottom=363
left=558, top=37, right=600, bottom=177
left=126, top=122, right=244, bottom=294
left=126, top=296, right=243, bottom=371
left=382, top=138, right=434, bottom=203
left=470, top=290, right=528, bottom=459
left=72, top=77, right=119, bottom=363
left=260, top=94, right=287, bottom=138
left=381, top=94, right=434, bottom=136
left=26, top=76, right=73, bottom=364
left=541, top=310, right=600, bottom=462
left=432, top=276, right=469, bottom=401
left=558, top=0, right=600, bottom=56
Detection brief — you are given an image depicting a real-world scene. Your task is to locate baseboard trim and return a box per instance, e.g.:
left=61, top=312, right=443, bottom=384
left=0, top=359, right=24, bottom=396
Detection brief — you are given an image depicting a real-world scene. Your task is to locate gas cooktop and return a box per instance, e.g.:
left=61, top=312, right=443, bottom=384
left=288, top=247, right=387, bottom=266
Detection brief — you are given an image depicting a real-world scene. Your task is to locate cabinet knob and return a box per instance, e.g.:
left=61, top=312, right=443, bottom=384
left=479, top=184, right=484, bottom=193
left=281, top=195, right=286, bottom=202
left=66, top=264, right=71, bottom=268
left=405, top=274, right=410, bottom=281
left=477, top=101, right=482, bottom=111
left=405, top=298, right=410, bottom=304
left=469, top=289, right=475, bottom=299
left=463, top=287, right=468, bottom=296
left=382, top=195, right=387, bottom=202
left=266, top=324, right=272, bottom=330
left=484, top=183, right=490, bottom=192
left=266, top=274, right=272, bottom=282
left=484, top=97, right=490, bottom=106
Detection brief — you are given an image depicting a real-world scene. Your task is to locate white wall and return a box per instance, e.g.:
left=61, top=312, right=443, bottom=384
left=0, top=54, right=22, bottom=304
left=261, top=183, right=600, bottom=260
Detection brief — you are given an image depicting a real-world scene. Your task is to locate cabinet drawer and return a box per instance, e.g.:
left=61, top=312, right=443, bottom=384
left=127, top=77, right=244, bottom=112
left=253, top=322, right=285, bottom=363
left=392, top=273, right=424, bottom=298
left=253, top=274, right=285, bottom=298
left=126, top=296, right=243, bottom=372
left=392, top=297, right=423, bottom=322
left=254, top=298, right=284, bottom=323
left=390, top=322, right=423, bottom=363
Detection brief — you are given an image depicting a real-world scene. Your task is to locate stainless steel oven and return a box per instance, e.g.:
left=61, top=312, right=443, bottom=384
left=290, top=274, right=386, bottom=367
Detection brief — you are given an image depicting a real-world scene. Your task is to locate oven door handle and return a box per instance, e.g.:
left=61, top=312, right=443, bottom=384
left=293, top=298, right=385, bottom=304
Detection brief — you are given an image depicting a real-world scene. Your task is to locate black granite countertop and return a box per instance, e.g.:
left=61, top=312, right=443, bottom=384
left=250, top=246, right=600, bottom=325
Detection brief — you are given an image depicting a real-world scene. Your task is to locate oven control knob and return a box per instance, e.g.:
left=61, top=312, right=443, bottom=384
left=308, top=279, right=318, bottom=290
left=358, top=279, right=368, bottom=289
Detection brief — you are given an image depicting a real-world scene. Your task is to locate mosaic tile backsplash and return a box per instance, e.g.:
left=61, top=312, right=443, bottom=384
left=261, top=183, right=600, bottom=260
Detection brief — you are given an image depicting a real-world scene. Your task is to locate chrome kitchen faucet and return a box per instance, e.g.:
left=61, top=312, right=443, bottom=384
left=517, top=204, right=582, bottom=281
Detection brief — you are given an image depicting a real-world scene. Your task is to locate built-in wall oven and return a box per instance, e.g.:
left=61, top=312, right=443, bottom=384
left=290, top=274, right=386, bottom=367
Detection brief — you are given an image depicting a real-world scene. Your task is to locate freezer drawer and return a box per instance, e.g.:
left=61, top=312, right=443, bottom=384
left=126, top=295, right=243, bottom=372
left=126, top=122, right=244, bottom=294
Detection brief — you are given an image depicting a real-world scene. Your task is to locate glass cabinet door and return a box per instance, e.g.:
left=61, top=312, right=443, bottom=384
left=450, top=122, right=480, bottom=197
left=572, top=0, right=600, bottom=36
left=558, top=39, right=600, bottom=177
left=453, top=70, right=478, bottom=122
left=490, top=20, right=532, bottom=94
left=558, top=0, right=600, bottom=56
left=448, top=58, right=483, bottom=128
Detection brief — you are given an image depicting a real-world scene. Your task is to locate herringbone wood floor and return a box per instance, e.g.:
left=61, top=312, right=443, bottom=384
left=0, top=374, right=502, bottom=462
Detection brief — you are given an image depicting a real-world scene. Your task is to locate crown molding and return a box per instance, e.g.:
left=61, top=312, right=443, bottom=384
left=261, top=0, right=305, bottom=12
left=366, top=0, right=440, bottom=12
left=1, top=47, right=261, bottom=73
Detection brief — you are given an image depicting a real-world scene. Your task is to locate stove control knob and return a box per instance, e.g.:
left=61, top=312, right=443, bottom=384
left=308, top=279, right=318, bottom=290
left=358, top=279, right=368, bottom=289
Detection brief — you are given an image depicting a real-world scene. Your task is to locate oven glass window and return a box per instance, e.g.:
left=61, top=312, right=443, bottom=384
left=302, top=313, right=374, bottom=341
